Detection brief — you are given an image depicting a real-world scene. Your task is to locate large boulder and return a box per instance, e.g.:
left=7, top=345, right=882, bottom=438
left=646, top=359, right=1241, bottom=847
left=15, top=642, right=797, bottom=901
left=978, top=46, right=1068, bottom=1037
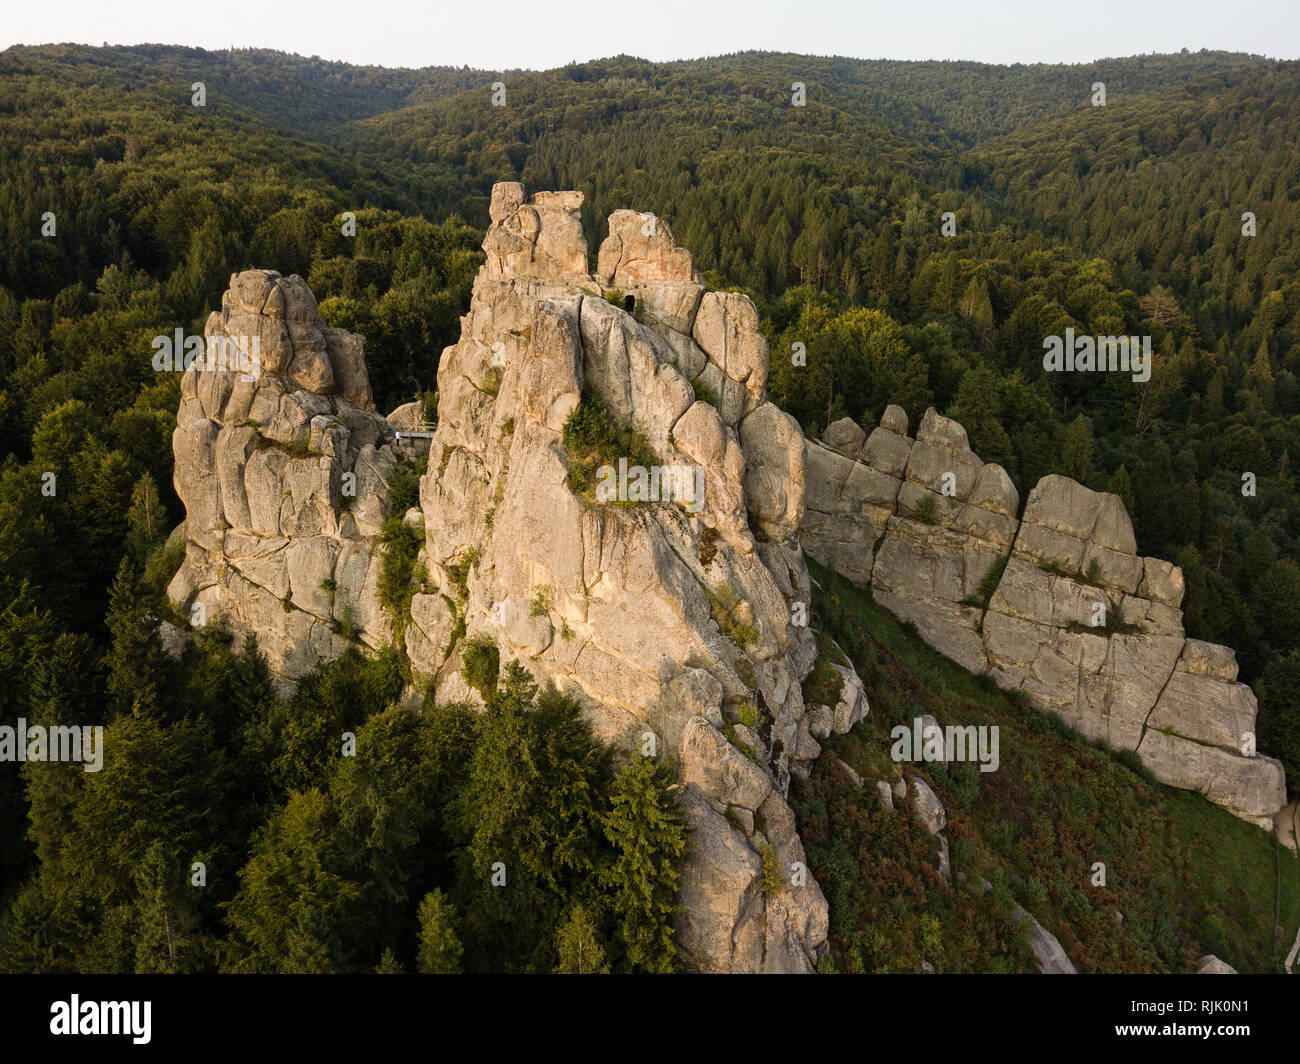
left=909, top=777, right=947, bottom=836
left=596, top=209, right=696, bottom=287
left=483, top=183, right=590, bottom=281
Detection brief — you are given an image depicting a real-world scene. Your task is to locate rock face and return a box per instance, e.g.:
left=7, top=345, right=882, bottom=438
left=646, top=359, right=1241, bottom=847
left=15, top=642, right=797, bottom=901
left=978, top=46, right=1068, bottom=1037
left=169, top=186, right=869, bottom=973
left=1016, top=910, right=1078, bottom=975
left=167, top=269, right=412, bottom=682
left=1277, top=801, right=1299, bottom=852
left=803, top=410, right=1287, bottom=826
left=410, top=183, right=865, bottom=973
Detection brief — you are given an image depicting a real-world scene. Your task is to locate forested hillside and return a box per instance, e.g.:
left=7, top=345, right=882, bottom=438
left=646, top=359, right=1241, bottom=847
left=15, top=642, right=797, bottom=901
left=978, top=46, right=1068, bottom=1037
left=0, top=43, right=1297, bottom=972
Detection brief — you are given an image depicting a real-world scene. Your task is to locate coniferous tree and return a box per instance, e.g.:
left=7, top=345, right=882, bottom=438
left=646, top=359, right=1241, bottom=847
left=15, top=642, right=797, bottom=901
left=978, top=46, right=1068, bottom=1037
left=104, top=558, right=169, bottom=720
left=225, top=789, right=364, bottom=974
left=601, top=754, right=687, bottom=973
left=1258, top=650, right=1300, bottom=798
left=416, top=890, right=463, bottom=974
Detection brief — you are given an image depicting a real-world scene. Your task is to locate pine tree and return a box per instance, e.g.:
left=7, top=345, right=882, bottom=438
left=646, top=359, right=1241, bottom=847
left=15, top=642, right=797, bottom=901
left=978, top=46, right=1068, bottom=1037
left=104, top=559, right=169, bottom=720
left=1059, top=414, right=1094, bottom=485
left=225, top=789, right=363, bottom=973
left=947, top=365, right=1013, bottom=466
left=1257, top=650, right=1300, bottom=794
left=1241, top=527, right=1275, bottom=587
left=132, top=841, right=211, bottom=973
left=453, top=667, right=609, bottom=971
left=23, top=633, right=99, bottom=868
left=935, top=251, right=960, bottom=314
left=1203, top=368, right=1227, bottom=421
left=600, top=754, right=687, bottom=973
left=1243, top=339, right=1274, bottom=410
left=1253, top=559, right=1300, bottom=655
left=416, top=890, right=463, bottom=974
left=1107, top=465, right=1135, bottom=517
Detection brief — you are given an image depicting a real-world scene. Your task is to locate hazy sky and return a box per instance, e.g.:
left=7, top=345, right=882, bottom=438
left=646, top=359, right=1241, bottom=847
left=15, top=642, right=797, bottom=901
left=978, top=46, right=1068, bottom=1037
left=4, top=0, right=1297, bottom=69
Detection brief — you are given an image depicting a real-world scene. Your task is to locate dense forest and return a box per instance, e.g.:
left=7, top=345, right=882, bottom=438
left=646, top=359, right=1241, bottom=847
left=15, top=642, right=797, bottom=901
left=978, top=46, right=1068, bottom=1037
left=0, top=43, right=1297, bottom=971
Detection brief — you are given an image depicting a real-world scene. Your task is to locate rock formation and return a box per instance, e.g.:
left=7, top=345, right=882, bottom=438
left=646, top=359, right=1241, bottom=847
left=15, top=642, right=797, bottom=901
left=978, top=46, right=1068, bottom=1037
left=168, top=184, right=870, bottom=973
left=803, top=409, right=1288, bottom=826
left=167, top=269, right=418, bottom=679
left=167, top=183, right=1287, bottom=974
left=407, top=183, right=866, bottom=972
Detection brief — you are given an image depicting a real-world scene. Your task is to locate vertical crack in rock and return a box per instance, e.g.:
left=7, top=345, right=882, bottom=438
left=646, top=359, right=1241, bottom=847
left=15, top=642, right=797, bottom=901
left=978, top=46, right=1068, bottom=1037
left=1134, top=651, right=1183, bottom=753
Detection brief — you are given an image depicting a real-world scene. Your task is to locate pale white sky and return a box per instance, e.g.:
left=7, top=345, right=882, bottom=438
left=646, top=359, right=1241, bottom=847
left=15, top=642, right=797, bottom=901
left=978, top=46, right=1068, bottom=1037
left=3, top=0, right=1296, bottom=69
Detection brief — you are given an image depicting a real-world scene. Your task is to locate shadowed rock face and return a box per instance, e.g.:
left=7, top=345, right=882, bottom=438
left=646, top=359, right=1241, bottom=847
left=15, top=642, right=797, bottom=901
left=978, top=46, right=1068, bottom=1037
left=803, top=410, right=1288, bottom=826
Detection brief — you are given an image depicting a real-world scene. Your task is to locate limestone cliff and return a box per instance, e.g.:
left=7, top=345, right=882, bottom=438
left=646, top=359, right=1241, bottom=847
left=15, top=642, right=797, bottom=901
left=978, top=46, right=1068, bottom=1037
left=803, top=408, right=1288, bottom=826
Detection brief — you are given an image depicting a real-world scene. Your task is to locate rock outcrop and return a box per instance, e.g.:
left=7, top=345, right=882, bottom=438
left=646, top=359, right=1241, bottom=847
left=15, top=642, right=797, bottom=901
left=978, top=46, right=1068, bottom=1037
left=168, top=185, right=869, bottom=973
left=167, top=269, right=415, bottom=681
left=976, top=877, right=1077, bottom=974
left=409, top=183, right=862, bottom=972
left=803, top=410, right=1287, bottom=826
left=1277, top=801, right=1299, bottom=851
left=168, top=183, right=1287, bottom=975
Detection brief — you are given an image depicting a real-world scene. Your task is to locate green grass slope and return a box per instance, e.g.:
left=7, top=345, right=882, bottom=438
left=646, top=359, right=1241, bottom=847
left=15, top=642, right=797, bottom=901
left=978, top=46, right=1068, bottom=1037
left=796, top=556, right=1300, bottom=974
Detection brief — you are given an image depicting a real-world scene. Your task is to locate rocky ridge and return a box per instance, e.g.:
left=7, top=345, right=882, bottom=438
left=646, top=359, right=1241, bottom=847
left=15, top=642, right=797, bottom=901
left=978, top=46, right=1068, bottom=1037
left=166, top=182, right=1290, bottom=973
left=803, top=408, right=1288, bottom=826
left=168, top=184, right=870, bottom=973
